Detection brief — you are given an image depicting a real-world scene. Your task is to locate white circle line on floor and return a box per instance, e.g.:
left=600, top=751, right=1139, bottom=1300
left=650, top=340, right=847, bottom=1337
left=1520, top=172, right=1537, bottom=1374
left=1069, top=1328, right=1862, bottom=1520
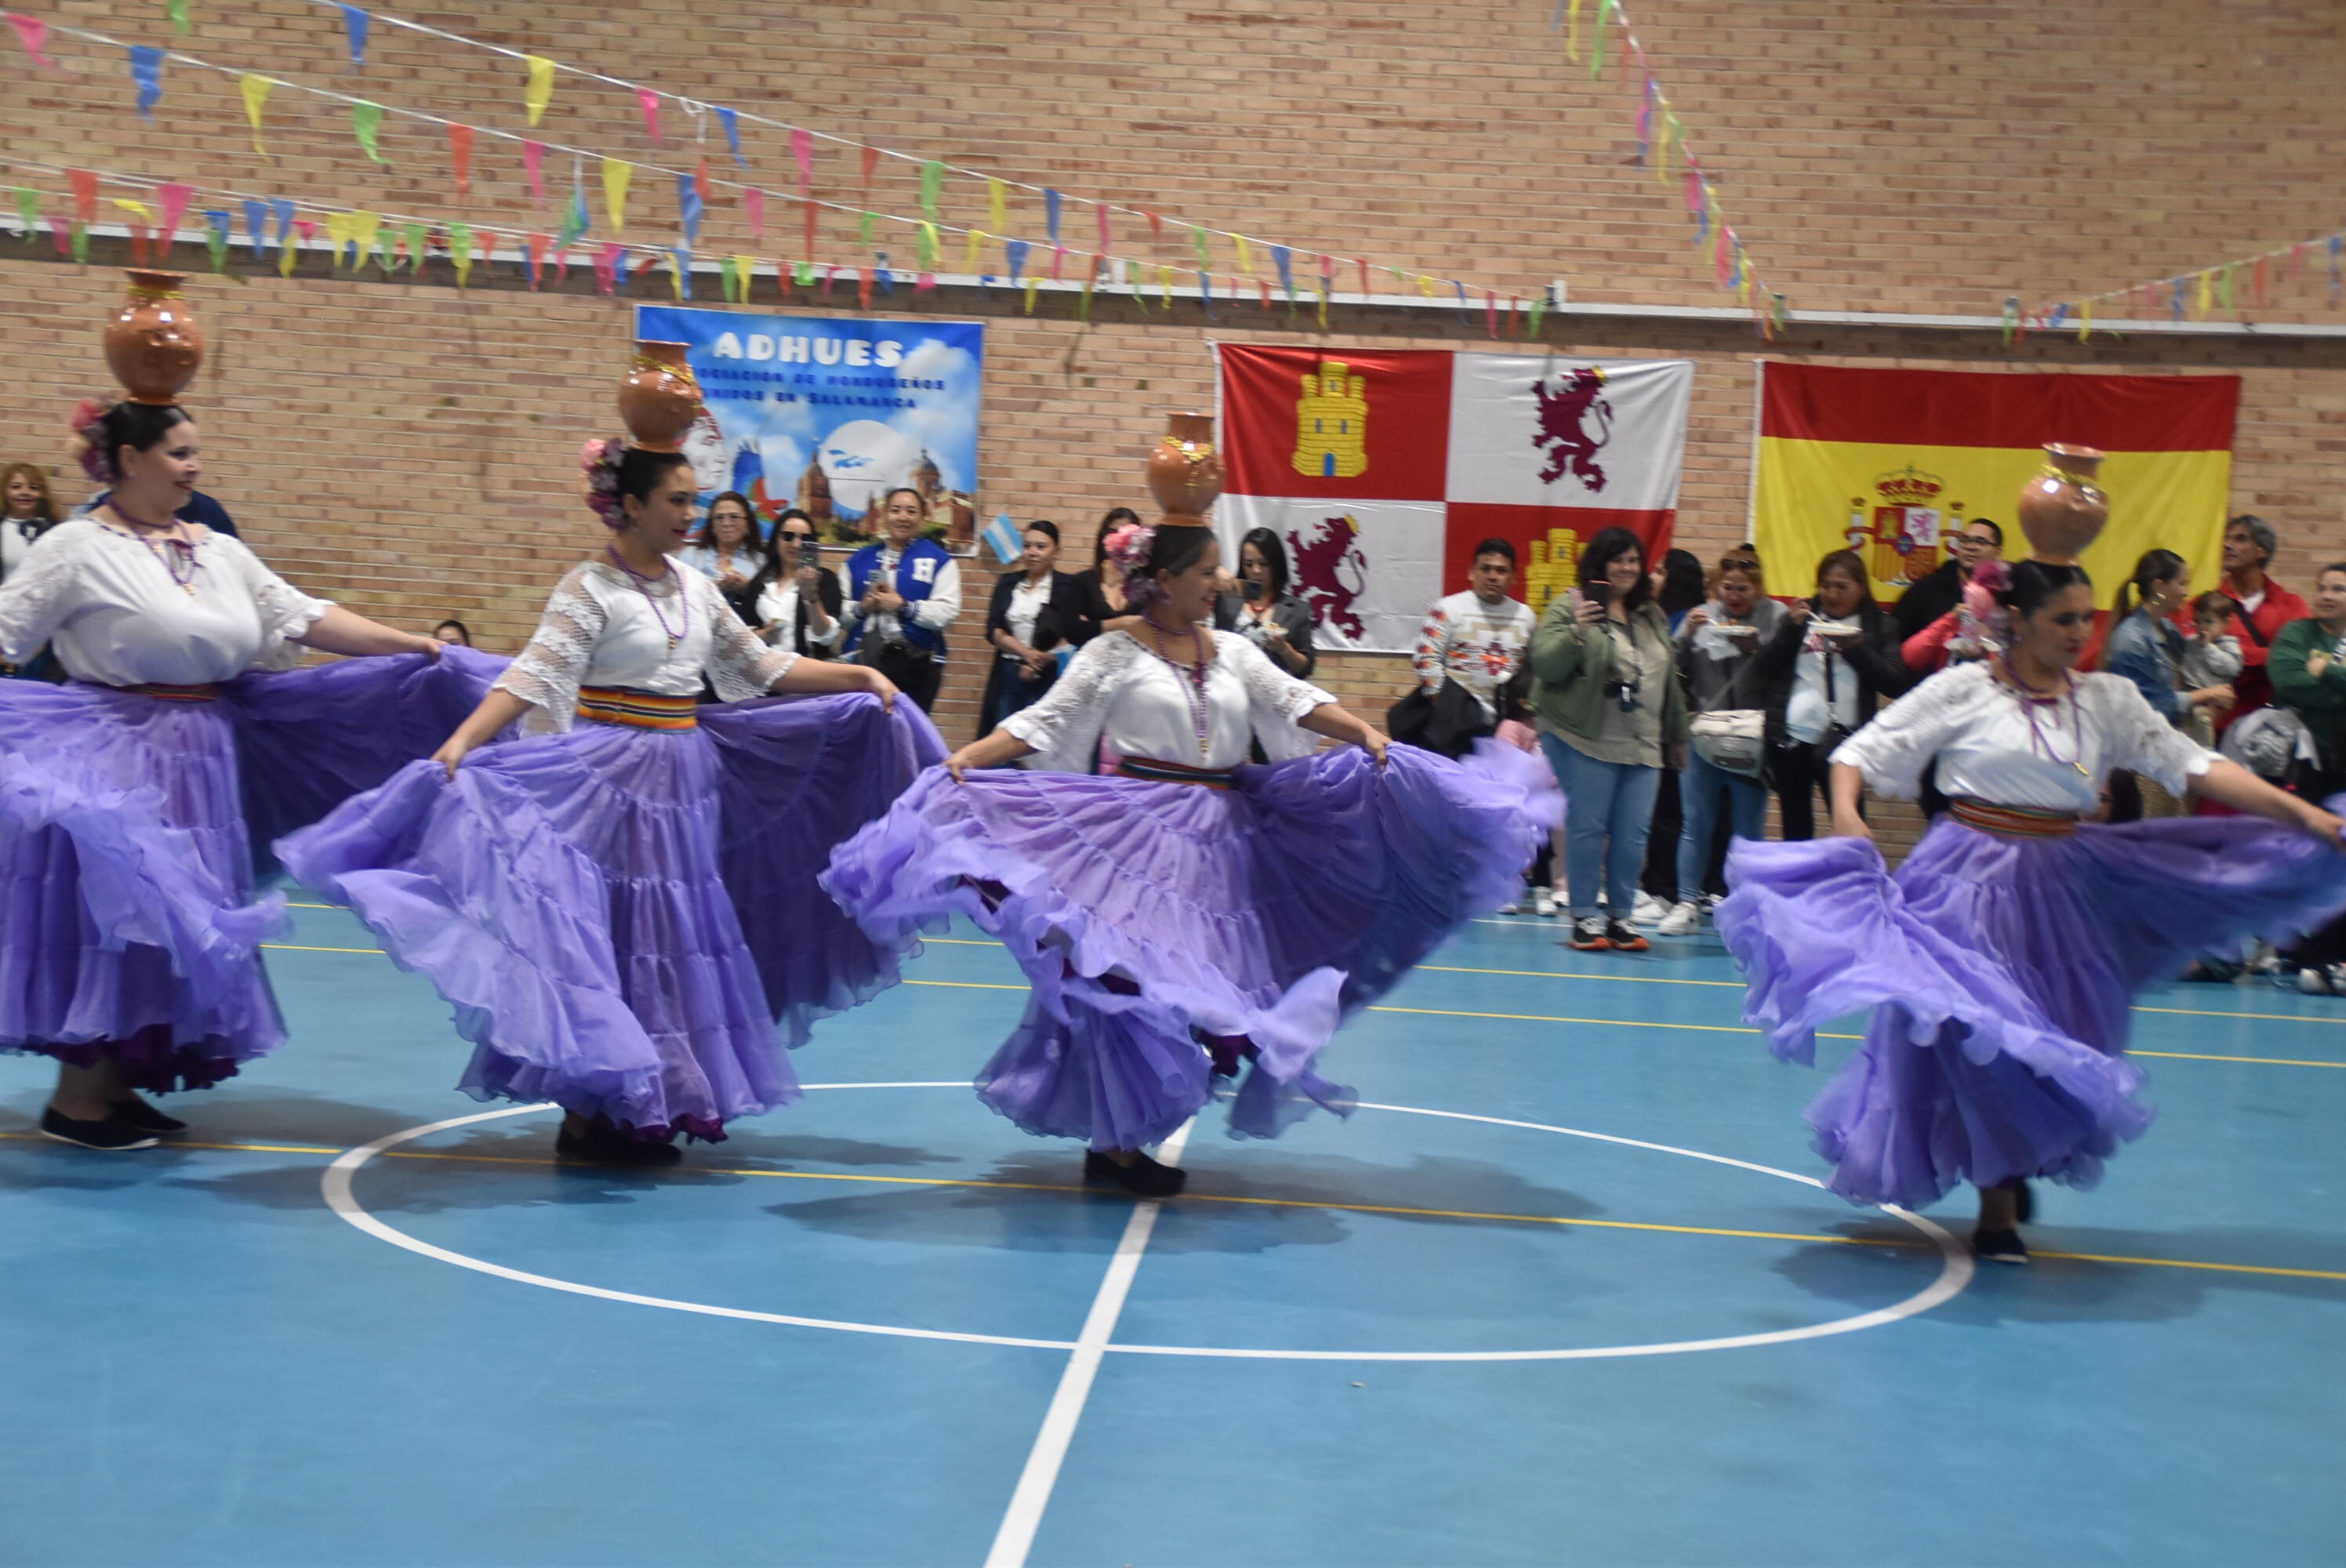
left=321, top=1086, right=1972, bottom=1363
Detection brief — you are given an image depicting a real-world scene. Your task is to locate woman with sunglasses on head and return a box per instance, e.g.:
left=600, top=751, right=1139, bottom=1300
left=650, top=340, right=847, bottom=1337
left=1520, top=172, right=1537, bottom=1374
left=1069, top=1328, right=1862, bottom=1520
left=1719, top=558, right=2346, bottom=1264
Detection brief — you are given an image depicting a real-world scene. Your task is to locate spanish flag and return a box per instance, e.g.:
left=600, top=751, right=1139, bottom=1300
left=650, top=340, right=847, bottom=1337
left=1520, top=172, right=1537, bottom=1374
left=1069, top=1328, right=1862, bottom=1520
left=1751, top=365, right=2239, bottom=604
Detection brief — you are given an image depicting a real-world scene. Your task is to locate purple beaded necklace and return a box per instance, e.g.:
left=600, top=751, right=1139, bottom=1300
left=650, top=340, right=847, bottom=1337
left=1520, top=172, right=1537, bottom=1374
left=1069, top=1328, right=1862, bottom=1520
left=605, top=543, right=689, bottom=650
left=1141, top=614, right=1212, bottom=760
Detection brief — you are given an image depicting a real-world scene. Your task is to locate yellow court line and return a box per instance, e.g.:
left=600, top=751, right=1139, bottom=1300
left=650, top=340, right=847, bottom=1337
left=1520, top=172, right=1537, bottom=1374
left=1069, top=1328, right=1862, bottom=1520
left=261, top=943, right=385, bottom=955
left=2131, top=1004, right=2346, bottom=1027
left=905, top=978, right=1031, bottom=993
left=2132, top=1049, right=2346, bottom=1070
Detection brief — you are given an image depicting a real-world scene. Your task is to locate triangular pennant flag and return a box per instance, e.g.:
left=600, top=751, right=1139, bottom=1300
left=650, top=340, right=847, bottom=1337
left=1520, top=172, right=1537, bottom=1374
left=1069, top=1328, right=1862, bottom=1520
left=352, top=101, right=390, bottom=163
left=858, top=210, right=874, bottom=247
left=129, top=45, right=164, bottom=119
left=1316, top=281, right=1329, bottom=329
left=1235, top=235, right=1253, bottom=278
left=68, top=168, right=97, bottom=222
left=1527, top=292, right=1549, bottom=338
left=523, top=55, right=554, bottom=125
left=1258, top=278, right=1271, bottom=311
left=717, top=107, right=743, bottom=167
left=987, top=178, right=1006, bottom=234
left=1044, top=189, right=1061, bottom=243
left=919, top=160, right=943, bottom=220
left=557, top=183, right=587, bottom=252
left=164, top=0, right=188, bottom=37
left=12, top=186, right=35, bottom=237
left=593, top=240, right=620, bottom=295
left=794, top=260, right=814, bottom=288
left=917, top=220, right=939, bottom=270
left=1356, top=256, right=1370, bottom=298
left=524, top=232, right=543, bottom=291
left=859, top=144, right=877, bottom=194
left=448, top=123, right=473, bottom=195
left=601, top=158, right=630, bottom=233
left=668, top=247, right=688, bottom=300
left=916, top=271, right=935, bottom=293
left=1269, top=244, right=1293, bottom=300
left=694, top=152, right=710, bottom=205
left=156, top=181, right=194, bottom=256
left=1023, top=276, right=1038, bottom=315
left=401, top=220, right=425, bottom=272
left=523, top=140, right=546, bottom=203
left=964, top=228, right=984, bottom=274
left=340, top=4, right=368, bottom=64
left=448, top=220, right=474, bottom=286
left=858, top=265, right=873, bottom=311
left=801, top=198, right=816, bottom=263
left=1157, top=264, right=1173, bottom=307
left=8, top=12, right=56, bottom=68
left=745, top=187, right=764, bottom=242
left=1190, top=225, right=1211, bottom=268
left=242, top=197, right=266, bottom=254
left=70, top=220, right=89, bottom=263
left=719, top=254, right=739, bottom=302
left=113, top=198, right=154, bottom=264
left=790, top=129, right=813, bottom=194
left=1004, top=238, right=1028, bottom=283
left=1050, top=244, right=1066, bottom=281
left=271, top=197, right=293, bottom=250
left=240, top=73, right=273, bottom=158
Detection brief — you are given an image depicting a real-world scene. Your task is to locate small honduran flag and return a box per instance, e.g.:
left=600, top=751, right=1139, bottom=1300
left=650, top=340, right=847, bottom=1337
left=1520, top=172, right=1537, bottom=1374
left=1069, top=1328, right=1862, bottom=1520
left=982, top=512, right=1024, bottom=565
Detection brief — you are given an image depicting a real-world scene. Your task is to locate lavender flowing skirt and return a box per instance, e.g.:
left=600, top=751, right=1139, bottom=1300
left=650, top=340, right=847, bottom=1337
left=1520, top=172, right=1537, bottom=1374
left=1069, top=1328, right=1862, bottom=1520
left=821, top=744, right=1549, bottom=1149
left=1718, top=803, right=2346, bottom=1210
left=278, top=694, right=942, bottom=1140
left=0, top=650, right=505, bottom=1093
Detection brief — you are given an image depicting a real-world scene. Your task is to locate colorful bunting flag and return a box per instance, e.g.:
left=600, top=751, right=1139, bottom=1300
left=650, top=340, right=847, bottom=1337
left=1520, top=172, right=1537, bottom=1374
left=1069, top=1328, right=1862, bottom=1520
left=7, top=13, right=56, bottom=68
left=637, top=87, right=662, bottom=143
left=156, top=181, right=193, bottom=256
left=66, top=169, right=96, bottom=223
left=352, top=101, right=389, bottom=163
left=447, top=220, right=473, bottom=285
left=340, top=4, right=367, bottom=65
left=964, top=229, right=983, bottom=274
left=522, top=55, right=554, bottom=126
left=717, top=107, right=743, bottom=166
left=601, top=158, right=630, bottom=232
left=448, top=123, right=473, bottom=194
left=919, top=160, right=943, bottom=219
left=1004, top=237, right=1028, bottom=283
left=593, top=241, right=620, bottom=295
left=129, top=45, right=164, bottom=119
left=859, top=145, right=877, bottom=194
left=1269, top=244, right=1293, bottom=301
left=164, top=0, right=188, bottom=38
left=12, top=186, right=34, bottom=237
left=523, top=140, right=545, bottom=202
left=242, top=197, right=266, bottom=253
left=790, top=129, right=813, bottom=194
left=674, top=176, right=702, bottom=245
left=240, top=73, right=272, bottom=158
left=988, top=178, right=1006, bottom=234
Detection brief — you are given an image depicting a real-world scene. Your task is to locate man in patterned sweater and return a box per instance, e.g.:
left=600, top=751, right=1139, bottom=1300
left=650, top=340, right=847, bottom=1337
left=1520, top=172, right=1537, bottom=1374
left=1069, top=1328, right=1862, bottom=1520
left=1412, top=538, right=1535, bottom=724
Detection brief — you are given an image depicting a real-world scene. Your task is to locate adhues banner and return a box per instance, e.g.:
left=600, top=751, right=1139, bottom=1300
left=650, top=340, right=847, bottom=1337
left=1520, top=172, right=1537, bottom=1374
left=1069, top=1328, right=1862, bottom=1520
left=637, top=306, right=985, bottom=550
left=1751, top=364, right=2240, bottom=601
left=1216, top=346, right=1693, bottom=652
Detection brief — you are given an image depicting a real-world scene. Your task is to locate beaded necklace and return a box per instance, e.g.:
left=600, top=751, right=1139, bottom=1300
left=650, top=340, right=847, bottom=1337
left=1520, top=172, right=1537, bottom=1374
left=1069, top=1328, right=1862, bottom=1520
left=1996, top=655, right=2089, bottom=777
left=605, top=544, right=690, bottom=651
left=1140, top=615, right=1213, bottom=760
left=104, top=506, right=200, bottom=598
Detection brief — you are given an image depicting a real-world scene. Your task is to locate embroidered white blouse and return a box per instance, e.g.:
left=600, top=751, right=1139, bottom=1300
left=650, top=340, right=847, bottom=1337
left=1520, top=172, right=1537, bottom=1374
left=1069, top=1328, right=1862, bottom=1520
left=495, top=559, right=796, bottom=731
left=1832, top=661, right=2219, bottom=813
left=0, top=517, right=332, bottom=684
left=1003, top=627, right=1335, bottom=773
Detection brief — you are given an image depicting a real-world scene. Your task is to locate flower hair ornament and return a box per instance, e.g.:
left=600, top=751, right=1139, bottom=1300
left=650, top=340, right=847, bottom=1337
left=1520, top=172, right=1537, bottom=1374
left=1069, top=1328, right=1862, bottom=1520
left=1951, top=554, right=2013, bottom=660
left=580, top=436, right=628, bottom=524
left=68, top=397, right=120, bottom=485
left=1104, top=519, right=1161, bottom=610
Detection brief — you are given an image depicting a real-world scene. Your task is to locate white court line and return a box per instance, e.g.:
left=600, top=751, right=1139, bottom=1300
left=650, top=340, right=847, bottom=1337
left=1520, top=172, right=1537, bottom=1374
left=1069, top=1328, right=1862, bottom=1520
left=982, top=1120, right=1197, bottom=1568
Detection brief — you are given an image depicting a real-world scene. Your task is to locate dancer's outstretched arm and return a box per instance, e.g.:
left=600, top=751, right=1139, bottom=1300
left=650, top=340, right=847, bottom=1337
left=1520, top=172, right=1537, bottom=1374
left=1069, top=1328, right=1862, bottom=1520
left=945, top=728, right=1035, bottom=781
left=2192, top=758, right=2346, bottom=846
left=1298, top=702, right=1389, bottom=765
left=771, top=659, right=896, bottom=710
left=296, top=606, right=443, bottom=659
left=432, top=688, right=533, bottom=779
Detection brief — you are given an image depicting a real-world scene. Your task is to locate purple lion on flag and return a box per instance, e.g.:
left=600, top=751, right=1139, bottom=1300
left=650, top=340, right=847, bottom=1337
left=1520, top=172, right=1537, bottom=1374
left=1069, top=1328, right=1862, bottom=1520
left=1286, top=514, right=1369, bottom=641
left=1531, top=367, right=1614, bottom=490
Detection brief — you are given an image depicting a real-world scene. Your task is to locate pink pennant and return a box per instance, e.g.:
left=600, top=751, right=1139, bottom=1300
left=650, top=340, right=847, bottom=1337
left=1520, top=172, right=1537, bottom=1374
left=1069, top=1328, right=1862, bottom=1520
left=525, top=232, right=546, bottom=290
left=595, top=241, right=623, bottom=294
left=1713, top=226, right=1732, bottom=283
left=790, top=129, right=812, bottom=194
left=1049, top=245, right=1065, bottom=281
left=155, top=181, right=194, bottom=255
left=745, top=187, right=764, bottom=242
left=1095, top=201, right=1109, bottom=250
left=915, top=271, right=936, bottom=293
left=293, top=218, right=319, bottom=242
left=49, top=217, right=70, bottom=256
left=637, top=88, right=662, bottom=144
left=7, top=11, right=56, bottom=68
left=523, top=140, right=545, bottom=203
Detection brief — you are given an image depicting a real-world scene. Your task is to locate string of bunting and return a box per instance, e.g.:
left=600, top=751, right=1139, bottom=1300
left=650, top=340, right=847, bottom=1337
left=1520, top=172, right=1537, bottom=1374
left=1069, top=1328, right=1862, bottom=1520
left=3, top=2, right=1579, bottom=337
left=1556, top=0, right=1789, bottom=336
left=2014, top=227, right=2346, bottom=344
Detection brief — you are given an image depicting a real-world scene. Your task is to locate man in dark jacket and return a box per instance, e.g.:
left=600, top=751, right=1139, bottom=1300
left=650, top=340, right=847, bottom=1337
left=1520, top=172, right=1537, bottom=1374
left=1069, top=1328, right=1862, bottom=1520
left=1889, top=516, right=2001, bottom=642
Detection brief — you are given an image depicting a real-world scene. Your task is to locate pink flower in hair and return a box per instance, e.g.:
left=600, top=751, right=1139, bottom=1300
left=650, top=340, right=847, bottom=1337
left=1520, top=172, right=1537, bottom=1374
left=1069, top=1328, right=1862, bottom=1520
left=1104, top=521, right=1161, bottom=610
left=67, top=396, right=118, bottom=484
left=579, top=435, right=626, bottom=523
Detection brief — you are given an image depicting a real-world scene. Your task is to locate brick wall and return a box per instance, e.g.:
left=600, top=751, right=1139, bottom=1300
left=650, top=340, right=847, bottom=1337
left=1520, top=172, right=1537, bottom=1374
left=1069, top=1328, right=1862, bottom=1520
left=5, top=0, right=2343, bottom=831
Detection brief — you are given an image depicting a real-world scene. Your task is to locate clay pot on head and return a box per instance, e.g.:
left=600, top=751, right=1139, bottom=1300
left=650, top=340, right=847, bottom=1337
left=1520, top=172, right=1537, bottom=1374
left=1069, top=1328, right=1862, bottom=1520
left=2014, top=443, right=2108, bottom=565
left=104, top=270, right=204, bottom=405
left=1146, top=411, right=1224, bottom=528
left=618, top=340, right=703, bottom=452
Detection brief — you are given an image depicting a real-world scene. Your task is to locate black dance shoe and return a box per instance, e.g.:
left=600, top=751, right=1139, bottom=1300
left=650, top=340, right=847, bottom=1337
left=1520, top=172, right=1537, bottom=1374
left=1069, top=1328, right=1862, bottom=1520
left=1083, top=1149, right=1187, bottom=1198
left=111, top=1096, right=189, bottom=1136
left=555, top=1121, right=685, bottom=1167
left=38, top=1105, right=162, bottom=1152
left=2012, top=1181, right=2035, bottom=1225
left=1971, top=1226, right=2028, bottom=1265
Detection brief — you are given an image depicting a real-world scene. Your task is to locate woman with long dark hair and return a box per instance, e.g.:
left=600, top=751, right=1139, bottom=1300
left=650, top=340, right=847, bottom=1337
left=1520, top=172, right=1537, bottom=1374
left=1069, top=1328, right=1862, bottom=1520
left=2101, top=548, right=2236, bottom=818
left=978, top=518, right=1090, bottom=737
left=281, top=350, right=942, bottom=1166
left=1720, top=559, right=2346, bottom=1263
left=1069, top=505, right=1142, bottom=645
left=826, top=521, right=1551, bottom=1197
left=1756, top=548, right=1913, bottom=840
left=1214, top=525, right=1317, bottom=680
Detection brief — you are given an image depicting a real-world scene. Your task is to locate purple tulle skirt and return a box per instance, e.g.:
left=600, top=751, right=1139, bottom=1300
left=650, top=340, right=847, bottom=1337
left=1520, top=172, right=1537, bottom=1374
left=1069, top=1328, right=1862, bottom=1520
left=821, top=743, right=1550, bottom=1150
left=1719, top=803, right=2346, bottom=1210
left=277, top=693, right=943, bottom=1141
left=0, top=649, right=507, bottom=1093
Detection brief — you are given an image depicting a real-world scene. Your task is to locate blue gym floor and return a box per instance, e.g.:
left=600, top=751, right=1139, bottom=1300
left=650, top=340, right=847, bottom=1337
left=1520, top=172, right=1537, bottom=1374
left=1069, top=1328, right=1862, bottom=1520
left=5, top=897, right=2344, bottom=1566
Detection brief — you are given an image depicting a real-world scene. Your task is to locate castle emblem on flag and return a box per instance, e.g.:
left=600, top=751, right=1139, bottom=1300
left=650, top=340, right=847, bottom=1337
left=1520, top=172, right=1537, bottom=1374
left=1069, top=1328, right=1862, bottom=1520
left=1850, top=463, right=1963, bottom=590
left=1520, top=526, right=1585, bottom=615
left=1292, top=360, right=1369, bottom=479
left=1531, top=367, right=1614, bottom=489
left=1286, top=512, right=1369, bottom=639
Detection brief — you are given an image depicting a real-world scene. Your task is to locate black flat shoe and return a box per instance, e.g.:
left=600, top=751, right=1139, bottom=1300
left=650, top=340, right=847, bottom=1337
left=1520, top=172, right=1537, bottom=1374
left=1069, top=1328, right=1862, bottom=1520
left=1083, top=1149, right=1186, bottom=1197
left=1972, top=1226, right=2028, bottom=1265
left=2012, top=1181, right=2034, bottom=1225
left=38, top=1105, right=161, bottom=1152
left=111, top=1096, right=188, bottom=1136
left=555, top=1123, right=684, bottom=1167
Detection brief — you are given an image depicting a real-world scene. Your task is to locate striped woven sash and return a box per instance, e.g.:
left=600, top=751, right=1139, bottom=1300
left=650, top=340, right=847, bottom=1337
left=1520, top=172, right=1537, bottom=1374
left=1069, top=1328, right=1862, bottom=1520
left=1115, top=755, right=1237, bottom=789
left=576, top=686, right=699, bottom=731
left=102, top=681, right=220, bottom=702
left=1948, top=797, right=2080, bottom=838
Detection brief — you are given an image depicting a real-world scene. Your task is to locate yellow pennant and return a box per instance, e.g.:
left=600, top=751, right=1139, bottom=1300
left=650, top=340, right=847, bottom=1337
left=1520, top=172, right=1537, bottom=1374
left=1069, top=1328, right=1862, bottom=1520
left=239, top=74, right=273, bottom=159
left=1416, top=274, right=1436, bottom=300
left=1157, top=263, right=1173, bottom=306
left=988, top=178, right=1007, bottom=234
left=2195, top=270, right=2213, bottom=318
left=324, top=210, right=354, bottom=267
left=2078, top=299, right=2093, bottom=341
left=601, top=158, right=631, bottom=234
left=451, top=237, right=472, bottom=289
left=278, top=228, right=298, bottom=277
left=666, top=252, right=684, bottom=302
left=1022, top=276, right=1038, bottom=315
left=964, top=228, right=984, bottom=273
left=523, top=55, right=555, bottom=127
left=734, top=256, right=757, bottom=302
left=112, top=198, right=154, bottom=224
left=1235, top=234, right=1254, bottom=277
left=1566, top=0, right=1583, bottom=60
left=1317, top=281, right=1329, bottom=329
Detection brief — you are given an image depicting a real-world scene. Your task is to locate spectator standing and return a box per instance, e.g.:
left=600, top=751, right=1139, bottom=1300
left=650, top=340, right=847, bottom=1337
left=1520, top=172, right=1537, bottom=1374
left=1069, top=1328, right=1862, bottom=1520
left=979, top=519, right=1091, bottom=736
left=1651, top=548, right=1706, bottom=633
left=678, top=491, right=771, bottom=623
left=2188, top=514, right=2308, bottom=732
left=1413, top=539, right=1535, bottom=728
left=431, top=619, right=473, bottom=648
left=2271, top=562, right=2346, bottom=991
left=1892, top=517, right=2004, bottom=643
left=1758, top=548, right=1913, bottom=840
left=1070, top=506, right=1142, bottom=645
left=1, top=462, right=64, bottom=681
left=1637, top=546, right=1711, bottom=915
left=2177, top=590, right=2245, bottom=746
left=1658, top=554, right=1785, bottom=935
left=841, top=485, right=961, bottom=713
left=1529, top=528, right=1687, bottom=953
left=752, top=508, right=844, bottom=659
left=1214, top=527, right=1318, bottom=681
left=2101, top=550, right=2236, bottom=818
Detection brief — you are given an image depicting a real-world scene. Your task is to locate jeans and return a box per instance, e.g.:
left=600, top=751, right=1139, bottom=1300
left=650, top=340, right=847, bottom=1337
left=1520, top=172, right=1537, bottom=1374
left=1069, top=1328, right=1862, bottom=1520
left=1541, top=734, right=1662, bottom=921
left=1676, top=748, right=1767, bottom=900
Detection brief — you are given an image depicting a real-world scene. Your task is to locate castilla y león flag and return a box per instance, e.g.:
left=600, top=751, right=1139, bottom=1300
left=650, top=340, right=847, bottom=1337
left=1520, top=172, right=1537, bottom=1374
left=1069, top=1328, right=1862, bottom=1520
left=1215, top=347, right=1693, bottom=651
left=1751, top=364, right=2239, bottom=601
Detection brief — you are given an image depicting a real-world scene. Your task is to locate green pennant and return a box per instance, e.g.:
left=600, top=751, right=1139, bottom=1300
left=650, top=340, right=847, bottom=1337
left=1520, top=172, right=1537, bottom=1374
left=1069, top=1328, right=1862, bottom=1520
left=372, top=229, right=396, bottom=275
left=918, top=161, right=943, bottom=220
left=446, top=221, right=474, bottom=288
left=12, top=187, right=35, bottom=238
left=403, top=221, right=427, bottom=272
left=1589, top=0, right=1610, bottom=78
left=719, top=255, right=740, bottom=302
left=1526, top=294, right=1548, bottom=339
left=2218, top=263, right=2236, bottom=310
left=164, top=0, right=189, bottom=34
left=352, top=101, right=389, bottom=164
left=794, top=259, right=815, bottom=288
left=206, top=222, right=228, bottom=273
left=858, top=210, right=875, bottom=247
left=1190, top=225, right=1211, bottom=267
left=71, top=221, right=89, bottom=263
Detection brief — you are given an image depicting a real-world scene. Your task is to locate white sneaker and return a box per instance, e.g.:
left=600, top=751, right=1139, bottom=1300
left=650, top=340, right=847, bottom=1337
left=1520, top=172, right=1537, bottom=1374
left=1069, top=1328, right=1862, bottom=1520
left=1498, top=901, right=1524, bottom=915
left=1657, top=900, right=1701, bottom=937
left=1701, top=892, right=1723, bottom=913
left=1533, top=887, right=1558, bottom=918
left=2298, top=966, right=2331, bottom=995
left=1632, top=891, right=1668, bottom=926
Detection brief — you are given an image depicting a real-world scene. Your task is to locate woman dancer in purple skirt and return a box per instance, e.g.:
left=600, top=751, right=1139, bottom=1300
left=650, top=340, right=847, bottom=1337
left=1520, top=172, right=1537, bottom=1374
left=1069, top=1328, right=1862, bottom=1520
left=1, top=368, right=478, bottom=1151
left=281, top=349, right=942, bottom=1166
left=825, top=520, right=1554, bottom=1196
left=1719, top=559, right=2346, bottom=1262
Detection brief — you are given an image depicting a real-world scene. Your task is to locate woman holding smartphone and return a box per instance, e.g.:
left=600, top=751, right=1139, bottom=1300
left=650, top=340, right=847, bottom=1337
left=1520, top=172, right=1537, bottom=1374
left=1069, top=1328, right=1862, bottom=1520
left=1756, top=548, right=1912, bottom=840
left=1213, top=527, right=1316, bottom=680
left=752, top=508, right=844, bottom=659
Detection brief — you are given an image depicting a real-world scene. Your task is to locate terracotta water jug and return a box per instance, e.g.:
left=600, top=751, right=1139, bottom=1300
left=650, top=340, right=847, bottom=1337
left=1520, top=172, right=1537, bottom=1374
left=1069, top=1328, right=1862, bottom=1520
left=2015, top=444, right=2108, bottom=564
left=103, top=270, right=204, bottom=405
left=618, top=340, right=702, bottom=452
left=1146, top=412, right=1223, bottom=528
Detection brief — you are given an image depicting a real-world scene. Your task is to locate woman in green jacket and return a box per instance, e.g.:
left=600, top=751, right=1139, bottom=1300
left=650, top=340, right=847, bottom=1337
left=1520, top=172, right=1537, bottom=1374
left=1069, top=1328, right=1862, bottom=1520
left=2271, top=561, right=2346, bottom=989
left=1529, top=527, right=1689, bottom=953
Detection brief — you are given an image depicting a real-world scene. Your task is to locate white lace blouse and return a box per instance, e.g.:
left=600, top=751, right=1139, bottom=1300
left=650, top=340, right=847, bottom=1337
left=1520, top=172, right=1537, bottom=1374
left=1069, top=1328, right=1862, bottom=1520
left=1832, top=661, right=2219, bottom=813
left=1004, top=627, right=1335, bottom=773
left=495, top=559, right=796, bottom=731
left=0, top=518, right=331, bottom=685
